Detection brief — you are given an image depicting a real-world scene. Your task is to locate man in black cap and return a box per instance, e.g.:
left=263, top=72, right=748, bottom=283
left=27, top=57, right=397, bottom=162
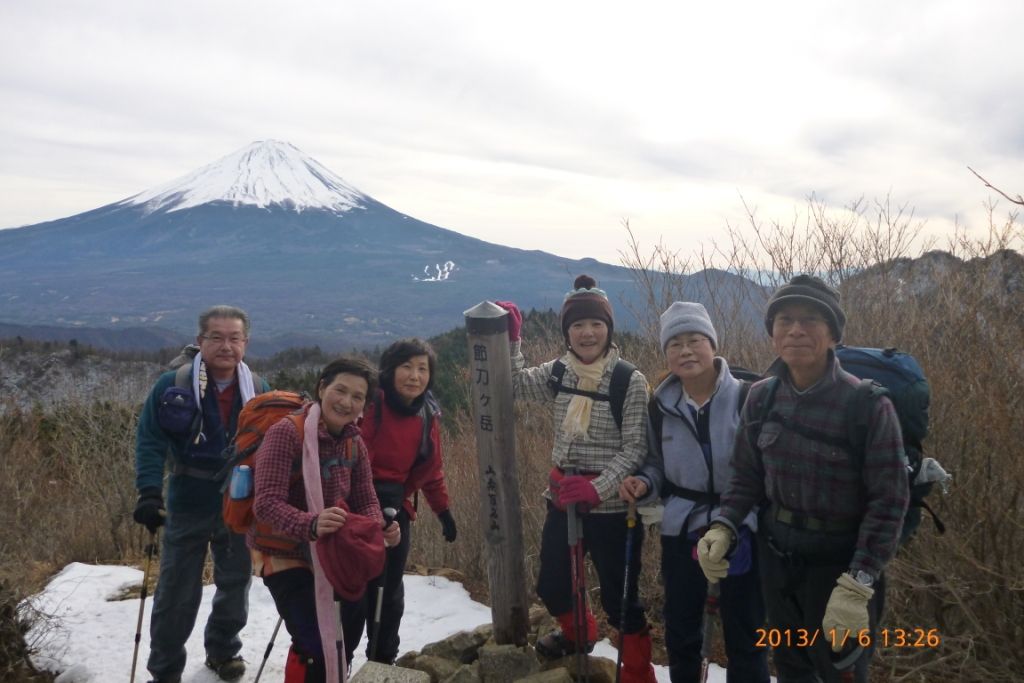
left=696, top=275, right=909, bottom=683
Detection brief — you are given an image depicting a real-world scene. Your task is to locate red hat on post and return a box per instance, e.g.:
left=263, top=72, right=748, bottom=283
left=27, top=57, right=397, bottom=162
left=315, top=500, right=386, bottom=601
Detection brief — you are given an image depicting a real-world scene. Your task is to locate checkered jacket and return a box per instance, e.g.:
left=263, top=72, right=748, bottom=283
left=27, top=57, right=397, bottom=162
left=715, top=353, right=908, bottom=576
left=251, top=416, right=382, bottom=558
left=511, top=342, right=649, bottom=514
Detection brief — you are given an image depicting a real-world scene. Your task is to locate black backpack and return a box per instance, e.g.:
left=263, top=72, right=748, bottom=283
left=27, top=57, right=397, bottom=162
left=547, top=358, right=638, bottom=429
left=750, top=345, right=947, bottom=546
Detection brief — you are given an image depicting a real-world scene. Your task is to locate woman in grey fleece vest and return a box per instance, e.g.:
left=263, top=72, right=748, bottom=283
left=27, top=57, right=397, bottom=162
left=620, top=302, right=768, bottom=683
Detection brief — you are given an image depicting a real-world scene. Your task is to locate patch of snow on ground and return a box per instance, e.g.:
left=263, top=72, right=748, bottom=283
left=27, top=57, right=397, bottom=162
left=27, top=562, right=723, bottom=682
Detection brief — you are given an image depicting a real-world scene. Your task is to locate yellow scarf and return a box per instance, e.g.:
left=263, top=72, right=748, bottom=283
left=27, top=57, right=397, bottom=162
left=561, top=352, right=612, bottom=441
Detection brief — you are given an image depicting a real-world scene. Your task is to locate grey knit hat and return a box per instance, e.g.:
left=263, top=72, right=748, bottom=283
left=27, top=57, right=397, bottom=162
left=764, top=274, right=846, bottom=341
left=660, top=302, right=718, bottom=351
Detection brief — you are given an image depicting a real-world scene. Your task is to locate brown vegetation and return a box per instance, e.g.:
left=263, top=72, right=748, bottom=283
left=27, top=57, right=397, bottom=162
left=412, top=198, right=1024, bottom=682
left=0, top=195, right=1020, bottom=681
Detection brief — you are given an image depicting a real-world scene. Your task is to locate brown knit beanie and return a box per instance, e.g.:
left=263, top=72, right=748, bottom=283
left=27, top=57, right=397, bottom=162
left=560, top=274, right=614, bottom=347
left=764, top=274, right=846, bottom=342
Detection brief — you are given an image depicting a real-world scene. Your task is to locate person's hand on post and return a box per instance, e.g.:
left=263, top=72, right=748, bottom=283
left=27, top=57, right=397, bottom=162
left=438, top=509, right=457, bottom=543
left=314, top=506, right=348, bottom=537
left=696, top=523, right=734, bottom=583
left=382, top=519, right=401, bottom=548
left=132, top=488, right=166, bottom=533
left=619, top=476, right=649, bottom=503
left=558, top=476, right=601, bottom=509
left=494, top=301, right=522, bottom=342
left=822, top=573, right=874, bottom=651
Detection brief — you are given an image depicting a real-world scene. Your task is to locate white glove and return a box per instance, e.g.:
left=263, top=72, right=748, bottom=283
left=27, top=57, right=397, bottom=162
left=822, top=573, right=874, bottom=652
left=696, top=524, right=733, bottom=583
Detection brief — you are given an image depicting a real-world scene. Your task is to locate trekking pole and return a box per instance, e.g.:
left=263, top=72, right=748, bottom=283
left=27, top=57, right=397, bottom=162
left=368, top=507, right=398, bottom=662
left=129, top=530, right=158, bottom=683
left=565, top=474, right=589, bottom=683
left=253, top=616, right=283, bottom=683
left=698, top=581, right=721, bottom=683
left=613, top=503, right=637, bottom=683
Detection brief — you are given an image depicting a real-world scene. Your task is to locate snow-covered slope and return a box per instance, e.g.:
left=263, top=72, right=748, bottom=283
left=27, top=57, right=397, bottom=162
left=124, top=140, right=366, bottom=214
left=26, top=563, right=697, bottom=682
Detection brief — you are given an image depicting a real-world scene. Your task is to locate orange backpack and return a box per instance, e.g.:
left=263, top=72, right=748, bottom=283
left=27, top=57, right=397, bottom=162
left=222, top=390, right=310, bottom=545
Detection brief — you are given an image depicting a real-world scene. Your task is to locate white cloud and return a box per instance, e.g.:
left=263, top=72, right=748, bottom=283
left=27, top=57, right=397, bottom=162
left=0, top=0, right=1021, bottom=260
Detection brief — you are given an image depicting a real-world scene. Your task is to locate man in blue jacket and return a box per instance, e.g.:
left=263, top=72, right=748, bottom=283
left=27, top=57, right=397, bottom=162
left=133, top=305, right=270, bottom=683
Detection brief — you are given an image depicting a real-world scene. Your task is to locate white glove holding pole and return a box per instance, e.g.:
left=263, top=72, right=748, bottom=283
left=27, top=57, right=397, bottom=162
left=696, top=524, right=734, bottom=583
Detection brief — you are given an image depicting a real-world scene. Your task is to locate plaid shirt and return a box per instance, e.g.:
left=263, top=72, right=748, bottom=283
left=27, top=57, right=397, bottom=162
left=716, top=352, right=908, bottom=576
left=251, top=415, right=382, bottom=558
left=511, top=342, right=649, bottom=514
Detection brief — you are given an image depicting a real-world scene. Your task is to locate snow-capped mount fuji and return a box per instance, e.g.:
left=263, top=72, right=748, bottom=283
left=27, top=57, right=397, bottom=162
left=0, top=141, right=754, bottom=353
left=126, top=140, right=366, bottom=215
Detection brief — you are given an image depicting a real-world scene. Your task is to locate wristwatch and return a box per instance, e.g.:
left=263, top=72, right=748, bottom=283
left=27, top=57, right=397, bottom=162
left=849, top=570, right=875, bottom=588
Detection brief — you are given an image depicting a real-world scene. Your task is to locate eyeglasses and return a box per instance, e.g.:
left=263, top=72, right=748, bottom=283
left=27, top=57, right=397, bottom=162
left=200, top=334, right=248, bottom=346
left=773, top=314, right=828, bottom=330
left=666, top=336, right=711, bottom=353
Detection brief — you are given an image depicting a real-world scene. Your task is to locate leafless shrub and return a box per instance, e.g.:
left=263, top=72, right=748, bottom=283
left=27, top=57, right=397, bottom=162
left=619, top=197, right=1023, bottom=682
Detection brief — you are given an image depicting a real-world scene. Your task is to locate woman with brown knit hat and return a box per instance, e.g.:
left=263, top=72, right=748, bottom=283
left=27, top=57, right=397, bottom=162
left=497, top=275, right=657, bottom=683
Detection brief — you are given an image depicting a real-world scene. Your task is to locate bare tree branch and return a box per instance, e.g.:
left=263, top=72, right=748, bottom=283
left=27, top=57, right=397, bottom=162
left=968, top=166, right=1024, bottom=206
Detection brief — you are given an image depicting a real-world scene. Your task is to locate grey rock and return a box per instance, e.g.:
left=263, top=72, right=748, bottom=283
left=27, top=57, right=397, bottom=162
left=350, top=661, right=432, bottom=683
left=539, top=655, right=617, bottom=683
left=442, top=663, right=482, bottom=683
left=423, top=628, right=488, bottom=664
left=478, top=644, right=540, bottom=683
left=408, top=655, right=461, bottom=683
left=513, top=667, right=574, bottom=683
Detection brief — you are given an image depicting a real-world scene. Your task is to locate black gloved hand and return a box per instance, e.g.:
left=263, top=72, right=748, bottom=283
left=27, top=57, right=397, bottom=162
left=133, top=487, right=166, bottom=533
left=438, top=509, right=457, bottom=543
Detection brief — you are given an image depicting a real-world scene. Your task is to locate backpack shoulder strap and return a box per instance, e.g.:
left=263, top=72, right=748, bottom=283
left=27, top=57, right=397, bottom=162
left=736, top=381, right=753, bottom=417
left=287, top=412, right=306, bottom=439
left=647, top=394, right=664, bottom=442
left=547, top=359, right=568, bottom=397
left=747, top=376, right=781, bottom=450
left=546, top=357, right=634, bottom=429
left=174, top=362, right=191, bottom=389
left=608, top=359, right=638, bottom=430
left=846, top=378, right=889, bottom=467
left=416, top=392, right=439, bottom=463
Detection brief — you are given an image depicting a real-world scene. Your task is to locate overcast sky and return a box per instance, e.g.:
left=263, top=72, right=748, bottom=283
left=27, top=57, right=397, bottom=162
left=1, top=0, right=1021, bottom=264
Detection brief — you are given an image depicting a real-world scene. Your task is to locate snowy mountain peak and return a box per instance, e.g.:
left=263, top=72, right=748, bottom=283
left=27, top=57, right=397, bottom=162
left=125, top=140, right=366, bottom=214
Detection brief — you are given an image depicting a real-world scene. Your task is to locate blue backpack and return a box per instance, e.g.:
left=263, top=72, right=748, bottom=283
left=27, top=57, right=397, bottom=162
left=835, top=345, right=946, bottom=545
left=835, top=345, right=930, bottom=446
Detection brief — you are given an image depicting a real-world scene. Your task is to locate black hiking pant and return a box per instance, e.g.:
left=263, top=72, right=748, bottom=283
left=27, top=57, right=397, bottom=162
left=263, top=567, right=329, bottom=682
left=536, top=502, right=648, bottom=634
left=661, top=532, right=769, bottom=683
left=757, top=513, right=886, bottom=683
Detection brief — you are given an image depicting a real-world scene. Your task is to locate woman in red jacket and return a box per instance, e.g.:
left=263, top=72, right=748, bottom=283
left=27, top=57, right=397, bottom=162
left=342, top=338, right=457, bottom=665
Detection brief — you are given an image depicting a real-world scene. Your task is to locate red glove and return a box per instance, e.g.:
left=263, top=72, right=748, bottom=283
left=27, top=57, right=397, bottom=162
left=494, top=301, right=522, bottom=342
left=557, top=476, right=601, bottom=509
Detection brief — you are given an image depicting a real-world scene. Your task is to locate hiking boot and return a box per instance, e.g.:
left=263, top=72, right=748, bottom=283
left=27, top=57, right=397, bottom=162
left=145, top=677, right=181, bottom=683
left=535, top=609, right=598, bottom=660
left=205, top=655, right=246, bottom=681
left=535, top=628, right=596, bottom=659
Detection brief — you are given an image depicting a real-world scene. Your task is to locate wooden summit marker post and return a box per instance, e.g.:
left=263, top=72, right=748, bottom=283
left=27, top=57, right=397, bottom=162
left=464, top=301, right=529, bottom=646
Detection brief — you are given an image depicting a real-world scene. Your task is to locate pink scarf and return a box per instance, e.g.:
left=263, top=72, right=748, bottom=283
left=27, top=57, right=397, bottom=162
left=302, top=403, right=346, bottom=683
